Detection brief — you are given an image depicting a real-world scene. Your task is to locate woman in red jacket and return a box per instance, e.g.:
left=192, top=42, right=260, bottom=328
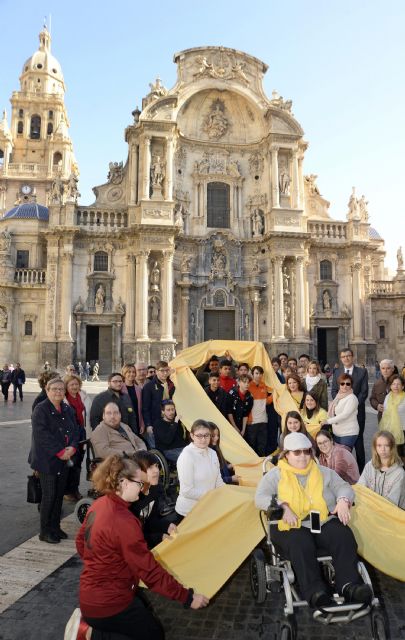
left=76, top=454, right=208, bottom=639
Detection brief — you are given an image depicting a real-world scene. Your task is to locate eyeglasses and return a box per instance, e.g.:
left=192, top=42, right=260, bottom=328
left=49, top=387, right=65, bottom=392
left=193, top=433, right=211, bottom=439
left=121, top=478, right=144, bottom=490
left=316, top=440, right=330, bottom=446
left=158, top=368, right=170, bottom=373
left=340, top=382, right=351, bottom=387
left=289, top=448, right=312, bottom=456
left=110, top=379, right=123, bottom=384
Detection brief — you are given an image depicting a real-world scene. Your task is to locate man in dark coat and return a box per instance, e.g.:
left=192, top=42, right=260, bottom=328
left=90, top=373, right=138, bottom=433
left=331, top=348, right=368, bottom=472
left=11, top=362, right=26, bottom=402
left=369, top=358, right=395, bottom=422
left=205, top=372, right=229, bottom=418
left=142, top=361, right=175, bottom=447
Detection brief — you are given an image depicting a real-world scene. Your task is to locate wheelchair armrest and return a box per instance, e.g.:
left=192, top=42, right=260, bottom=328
left=266, top=494, right=284, bottom=521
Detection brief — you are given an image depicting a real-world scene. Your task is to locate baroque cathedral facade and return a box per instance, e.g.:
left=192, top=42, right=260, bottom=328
left=1, top=29, right=404, bottom=374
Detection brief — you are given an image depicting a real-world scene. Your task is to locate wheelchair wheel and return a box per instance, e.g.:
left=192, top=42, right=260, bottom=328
left=371, top=611, right=387, bottom=640
left=250, top=548, right=267, bottom=603
left=74, top=497, right=94, bottom=524
left=279, top=617, right=296, bottom=640
left=148, top=449, right=170, bottom=490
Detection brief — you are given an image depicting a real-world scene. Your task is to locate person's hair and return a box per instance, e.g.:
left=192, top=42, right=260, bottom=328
left=108, top=372, right=123, bottom=382
left=208, top=372, right=219, bottom=379
left=133, top=450, right=160, bottom=472
left=207, top=422, right=227, bottom=469
left=251, top=365, right=264, bottom=375
left=337, top=372, right=353, bottom=386
left=161, top=399, right=175, bottom=410
left=389, top=374, right=405, bottom=389
left=238, top=374, right=251, bottom=384
left=271, top=356, right=281, bottom=366
left=307, top=360, right=321, bottom=373
left=220, top=359, right=232, bottom=368
left=315, top=429, right=333, bottom=443
left=91, top=454, right=140, bottom=494
left=63, top=373, right=82, bottom=390
left=298, top=353, right=310, bottom=361
left=190, top=419, right=211, bottom=434
left=37, top=370, right=59, bottom=390
left=282, top=411, right=309, bottom=437
left=340, top=348, right=353, bottom=356
left=278, top=352, right=288, bottom=359
left=103, top=401, right=121, bottom=415
left=371, top=430, right=401, bottom=469
left=121, top=363, right=136, bottom=379
left=156, top=360, right=168, bottom=370
left=380, top=359, right=394, bottom=368
left=147, top=364, right=155, bottom=370
left=45, top=377, right=64, bottom=391
left=238, top=362, right=250, bottom=370
left=209, top=356, right=219, bottom=363
left=288, top=358, right=297, bottom=365
left=286, top=373, right=304, bottom=391
left=302, top=392, right=321, bottom=417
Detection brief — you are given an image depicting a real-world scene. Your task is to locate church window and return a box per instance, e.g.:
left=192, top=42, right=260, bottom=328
left=18, top=109, right=24, bottom=118
left=94, top=251, right=108, bottom=271
left=0, top=149, right=3, bottom=165
left=379, top=325, right=385, bottom=340
left=47, top=122, right=53, bottom=135
left=24, top=321, right=33, bottom=336
left=30, top=114, right=41, bottom=139
left=36, top=63, right=43, bottom=69
left=17, top=121, right=24, bottom=134
left=207, top=182, right=230, bottom=228
left=320, top=259, right=332, bottom=280
left=48, top=110, right=54, bottom=119
left=53, top=151, right=62, bottom=165
left=16, top=250, right=29, bottom=268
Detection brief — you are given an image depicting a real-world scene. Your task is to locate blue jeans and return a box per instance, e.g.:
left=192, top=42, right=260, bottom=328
left=333, top=434, right=358, bottom=449
left=163, top=448, right=184, bottom=463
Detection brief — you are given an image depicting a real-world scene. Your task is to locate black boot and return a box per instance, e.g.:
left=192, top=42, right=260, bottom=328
left=343, top=583, right=372, bottom=604
left=39, top=532, right=60, bottom=544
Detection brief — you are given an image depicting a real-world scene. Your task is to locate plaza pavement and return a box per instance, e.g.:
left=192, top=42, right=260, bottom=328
left=0, top=383, right=404, bottom=639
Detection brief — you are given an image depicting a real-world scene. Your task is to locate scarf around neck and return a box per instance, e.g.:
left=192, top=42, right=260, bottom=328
left=277, top=458, right=329, bottom=530
left=328, top=387, right=353, bottom=418
left=379, top=391, right=405, bottom=444
left=305, top=374, right=321, bottom=392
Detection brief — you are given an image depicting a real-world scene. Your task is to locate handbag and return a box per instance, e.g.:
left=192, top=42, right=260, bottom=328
left=27, top=474, right=42, bottom=503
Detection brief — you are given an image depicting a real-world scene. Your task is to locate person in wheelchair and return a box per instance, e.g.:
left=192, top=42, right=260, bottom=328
left=255, top=432, right=372, bottom=610
left=90, top=402, right=146, bottom=459
left=153, top=399, right=188, bottom=464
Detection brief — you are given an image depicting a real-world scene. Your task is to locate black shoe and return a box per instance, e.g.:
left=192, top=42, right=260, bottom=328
left=343, top=583, right=372, bottom=605
left=12, top=399, right=16, bottom=403
left=39, top=533, right=60, bottom=544
left=310, top=591, right=335, bottom=609
left=53, top=529, right=68, bottom=540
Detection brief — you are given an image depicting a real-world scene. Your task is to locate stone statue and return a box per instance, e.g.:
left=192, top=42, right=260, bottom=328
left=95, top=285, right=105, bottom=307
left=322, top=290, right=332, bottom=310
left=115, top=297, right=125, bottom=314
left=305, top=174, right=320, bottom=196
left=251, top=257, right=260, bottom=275
left=148, top=77, right=167, bottom=98
left=283, top=266, right=290, bottom=293
left=228, top=160, right=240, bottom=177
left=151, top=156, right=165, bottom=187
left=66, top=171, right=80, bottom=201
left=204, top=102, right=228, bottom=140
left=107, top=161, right=124, bottom=185
left=0, top=306, right=8, bottom=329
left=0, top=227, right=11, bottom=252
left=347, top=187, right=360, bottom=220
left=251, top=209, right=263, bottom=237
left=279, top=162, right=291, bottom=195
left=358, top=195, right=369, bottom=222
left=174, top=205, right=185, bottom=229
left=50, top=175, right=64, bottom=203
left=150, top=261, right=160, bottom=291
left=150, top=296, right=160, bottom=322
left=181, top=255, right=192, bottom=272
left=397, top=247, right=404, bottom=270
left=74, top=296, right=84, bottom=312
left=244, top=314, right=250, bottom=330
left=284, top=300, right=291, bottom=329
left=212, top=251, right=226, bottom=272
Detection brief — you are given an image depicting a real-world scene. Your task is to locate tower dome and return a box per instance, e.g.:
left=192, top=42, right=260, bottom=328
left=20, top=27, right=65, bottom=96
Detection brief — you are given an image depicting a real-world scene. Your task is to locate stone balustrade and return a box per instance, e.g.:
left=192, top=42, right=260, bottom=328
left=6, top=163, right=48, bottom=176
left=14, top=268, right=46, bottom=284
left=308, top=221, right=347, bottom=240
left=371, top=280, right=394, bottom=295
left=76, top=209, right=128, bottom=228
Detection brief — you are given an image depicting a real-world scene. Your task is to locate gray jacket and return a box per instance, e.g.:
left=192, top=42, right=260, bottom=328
left=255, top=464, right=354, bottom=528
left=357, top=461, right=405, bottom=508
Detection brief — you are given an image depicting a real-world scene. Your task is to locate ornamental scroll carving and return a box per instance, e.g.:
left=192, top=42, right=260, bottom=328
left=194, top=53, right=249, bottom=85
left=107, top=162, right=124, bottom=185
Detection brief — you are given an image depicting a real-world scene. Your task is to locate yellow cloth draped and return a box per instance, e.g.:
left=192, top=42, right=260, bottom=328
left=301, top=407, right=329, bottom=439
left=379, top=392, right=405, bottom=444
left=150, top=341, right=405, bottom=596
left=277, top=458, right=329, bottom=530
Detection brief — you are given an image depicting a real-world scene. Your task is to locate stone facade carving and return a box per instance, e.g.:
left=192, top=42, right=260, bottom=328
left=50, top=175, right=64, bottom=204
left=347, top=187, right=368, bottom=222
left=270, top=90, right=293, bottom=113
left=322, top=289, right=332, bottom=310
left=278, top=160, right=291, bottom=195
left=0, top=228, right=11, bottom=252
left=149, top=296, right=160, bottom=323
left=95, top=284, right=105, bottom=308
left=74, top=296, right=84, bottom=312
left=248, top=152, right=264, bottom=177
left=397, top=247, right=404, bottom=270
left=203, top=100, right=229, bottom=140
left=194, top=53, right=249, bottom=85
left=65, top=171, right=80, bottom=202
left=304, top=174, right=320, bottom=195
left=0, top=305, right=8, bottom=329
left=151, top=156, right=165, bottom=187
left=107, top=161, right=124, bottom=185
left=150, top=261, right=160, bottom=292
left=251, top=209, right=264, bottom=237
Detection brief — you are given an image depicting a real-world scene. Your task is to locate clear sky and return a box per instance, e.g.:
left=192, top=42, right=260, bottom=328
left=1, top=0, right=404, bottom=272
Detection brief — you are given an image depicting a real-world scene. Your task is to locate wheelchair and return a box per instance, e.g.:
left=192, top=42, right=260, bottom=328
left=249, top=460, right=387, bottom=640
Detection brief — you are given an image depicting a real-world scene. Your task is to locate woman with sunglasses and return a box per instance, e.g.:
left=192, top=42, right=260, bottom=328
left=255, top=432, right=371, bottom=610
left=175, top=419, right=224, bottom=520
left=323, top=373, right=359, bottom=449
left=76, top=454, right=209, bottom=639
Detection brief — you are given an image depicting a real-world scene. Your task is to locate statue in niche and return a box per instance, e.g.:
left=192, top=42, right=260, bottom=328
left=151, top=156, right=165, bottom=187
left=284, top=301, right=291, bottom=329
left=204, top=102, right=228, bottom=140
left=322, top=290, right=332, bottom=310
left=181, top=255, right=192, bottom=272
left=150, top=261, right=160, bottom=292
left=251, top=209, right=263, bottom=237
left=0, top=227, right=11, bottom=252
left=279, top=161, right=291, bottom=195
left=228, top=160, right=240, bottom=177
left=283, top=266, right=290, bottom=293
left=251, top=257, right=260, bottom=275
left=150, top=296, right=160, bottom=323
left=95, top=285, right=105, bottom=308
left=397, top=247, right=404, bottom=270
left=174, top=204, right=185, bottom=229
left=0, top=306, right=7, bottom=329
left=244, top=314, right=250, bottom=331
left=74, top=296, right=84, bottom=312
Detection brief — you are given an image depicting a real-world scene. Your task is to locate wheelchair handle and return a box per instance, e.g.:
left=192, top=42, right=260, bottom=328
left=262, top=455, right=274, bottom=475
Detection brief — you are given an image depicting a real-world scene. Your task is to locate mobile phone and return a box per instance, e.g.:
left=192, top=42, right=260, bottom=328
left=310, top=510, right=321, bottom=534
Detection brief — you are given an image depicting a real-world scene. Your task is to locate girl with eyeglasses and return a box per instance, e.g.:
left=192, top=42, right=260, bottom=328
left=255, top=432, right=372, bottom=610
left=323, top=373, right=359, bottom=450
left=175, top=419, right=224, bottom=521
left=76, top=454, right=209, bottom=640
left=316, top=429, right=360, bottom=485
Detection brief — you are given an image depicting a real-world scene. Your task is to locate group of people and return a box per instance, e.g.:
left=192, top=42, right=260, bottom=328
left=26, top=349, right=405, bottom=638
left=1, top=362, right=25, bottom=402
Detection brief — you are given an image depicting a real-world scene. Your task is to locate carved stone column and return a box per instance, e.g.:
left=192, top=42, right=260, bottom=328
left=76, top=320, right=82, bottom=359
left=129, top=144, right=138, bottom=204
left=252, top=291, right=261, bottom=341
left=294, top=256, right=306, bottom=339
left=273, top=256, right=284, bottom=338
left=161, top=250, right=174, bottom=341
left=165, top=137, right=173, bottom=201
left=181, top=291, right=190, bottom=349
left=60, top=250, right=73, bottom=339
left=271, top=146, right=280, bottom=208
left=45, top=250, right=58, bottom=340
left=351, top=263, right=363, bottom=341
left=292, top=150, right=300, bottom=209
left=199, top=182, right=204, bottom=218
left=142, top=136, right=151, bottom=200
left=135, top=250, right=149, bottom=340
left=125, top=253, right=136, bottom=338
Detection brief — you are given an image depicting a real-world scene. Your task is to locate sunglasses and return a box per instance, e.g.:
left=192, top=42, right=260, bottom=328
left=340, top=382, right=351, bottom=387
left=289, top=448, right=312, bottom=456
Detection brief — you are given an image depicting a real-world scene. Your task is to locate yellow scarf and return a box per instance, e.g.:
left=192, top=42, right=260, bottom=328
left=277, top=458, right=329, bottom=531
left=379, top=392, right=405, bottom=445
